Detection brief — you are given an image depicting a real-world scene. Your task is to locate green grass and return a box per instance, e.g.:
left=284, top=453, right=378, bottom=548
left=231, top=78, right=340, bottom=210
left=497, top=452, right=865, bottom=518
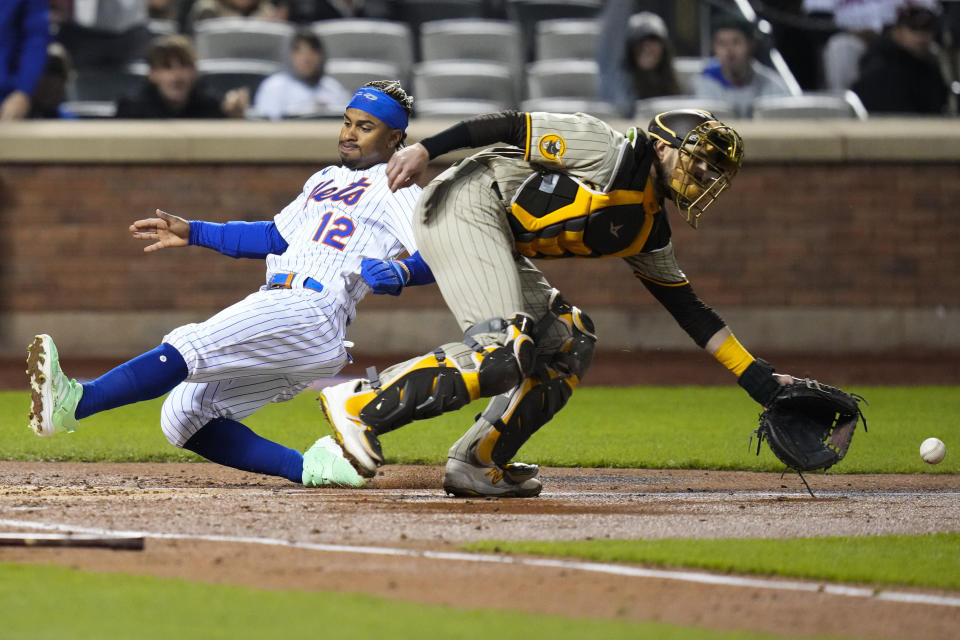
left=464, top=533, right=960, bottom=591
left=3, top=387, right=956, bottom=637
left=3, top=386, right=958, bottom=473
left=0, top=563, right=793, bottom=640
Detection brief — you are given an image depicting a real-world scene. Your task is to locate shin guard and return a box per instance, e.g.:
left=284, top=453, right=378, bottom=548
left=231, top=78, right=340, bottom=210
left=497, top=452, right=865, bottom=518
left=349, top=314, right=537, bottom=436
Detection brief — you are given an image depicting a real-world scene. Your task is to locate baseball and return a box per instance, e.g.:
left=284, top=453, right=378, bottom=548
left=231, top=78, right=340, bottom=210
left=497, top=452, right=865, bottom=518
left=920, top=437, right=946, bottom=465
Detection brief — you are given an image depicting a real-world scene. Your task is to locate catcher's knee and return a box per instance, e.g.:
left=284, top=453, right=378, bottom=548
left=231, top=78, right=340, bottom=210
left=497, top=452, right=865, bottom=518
left=543, top=292, right=596, bottom=379
left=357, top=314, right=536, bottom=433
left=466, top=313, right=537, bottom=396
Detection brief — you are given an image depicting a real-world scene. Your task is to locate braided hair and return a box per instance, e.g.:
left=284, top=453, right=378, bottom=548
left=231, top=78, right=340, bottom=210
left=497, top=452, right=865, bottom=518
left=360, top=79, right=414, bottom=148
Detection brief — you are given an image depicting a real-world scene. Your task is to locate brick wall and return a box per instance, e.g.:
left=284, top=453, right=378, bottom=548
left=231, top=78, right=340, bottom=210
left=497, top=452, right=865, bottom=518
left=2, top=161, right=958, bottom=315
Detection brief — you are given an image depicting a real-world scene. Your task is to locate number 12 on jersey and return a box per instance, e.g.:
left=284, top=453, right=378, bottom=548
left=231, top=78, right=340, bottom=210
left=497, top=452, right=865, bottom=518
left=313, top=211, right=355, bottom=251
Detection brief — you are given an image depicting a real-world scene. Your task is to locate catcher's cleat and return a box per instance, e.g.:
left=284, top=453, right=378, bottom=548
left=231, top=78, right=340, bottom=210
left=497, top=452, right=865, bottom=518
left=26, top=334, right=82, bottom=437
left=301, top=436, right=367, bottom=488
left=318, top=379, right=383, bottom=478
left=442, top=458, right=542, bottom=498
left=503, top=461, right=540, bottom=483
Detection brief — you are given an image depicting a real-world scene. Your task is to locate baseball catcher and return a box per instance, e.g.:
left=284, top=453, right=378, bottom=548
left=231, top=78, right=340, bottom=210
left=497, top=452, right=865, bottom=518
left=750, top=361, right=868, bottom=494
left=322, top=107, right=868, bottom=498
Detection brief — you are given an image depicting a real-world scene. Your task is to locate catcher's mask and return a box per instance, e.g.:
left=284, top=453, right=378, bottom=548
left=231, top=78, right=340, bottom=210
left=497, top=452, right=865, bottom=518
left=647, top=109, right=743, bottom=229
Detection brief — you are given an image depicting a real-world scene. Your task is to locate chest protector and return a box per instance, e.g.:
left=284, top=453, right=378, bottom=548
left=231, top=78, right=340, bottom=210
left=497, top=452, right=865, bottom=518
left=507, top=140, right=669, bottom=259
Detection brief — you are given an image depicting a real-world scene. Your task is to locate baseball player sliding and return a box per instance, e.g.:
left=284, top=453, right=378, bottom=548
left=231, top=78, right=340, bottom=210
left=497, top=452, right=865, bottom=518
left=323, top=108, right=795, bottom=497
left=26, top=80, right=434, bottom=488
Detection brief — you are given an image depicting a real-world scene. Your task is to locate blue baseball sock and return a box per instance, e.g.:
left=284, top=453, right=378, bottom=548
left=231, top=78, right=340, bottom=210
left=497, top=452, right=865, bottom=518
left=76, top=343, right=188, bottom=420
left=182, top=418, right=304, bottom=483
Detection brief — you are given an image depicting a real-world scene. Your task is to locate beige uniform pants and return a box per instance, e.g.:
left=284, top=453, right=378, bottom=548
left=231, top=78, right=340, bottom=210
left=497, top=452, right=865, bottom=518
left=414, top=158, right=571, bottom=352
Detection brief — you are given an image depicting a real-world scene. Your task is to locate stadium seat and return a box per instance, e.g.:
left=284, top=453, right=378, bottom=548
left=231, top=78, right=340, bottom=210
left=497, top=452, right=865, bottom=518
left=534, top=18, right=600, bottom=61
left=397, top=0, right=486, bottom=29
left=197, top=58, right=280, bottom=97
left=413, top=60, right=517, bottom=108
left=506, top=0, right=603, bottom=60
left=415, top=98, right=509, bottom=118
left=752, top=92, right=868, bottom=120
left=525, top=59, right=599, bottom=100
left=634, top=96, right=737, bottom=124
left=420, top=19, right=523, bottom=69
left=70, top=64, right=148, bottom=102
left=324, top=59, right=403, bottom=94
left=673, top=56, right=705, bottom=94
left=147, top=19, right=178, bottom=38
left=194, top=18, right=295, bottom=63
left=520, top=97, right=618, bottom=120
left=311, top=19, right=414, bottom=82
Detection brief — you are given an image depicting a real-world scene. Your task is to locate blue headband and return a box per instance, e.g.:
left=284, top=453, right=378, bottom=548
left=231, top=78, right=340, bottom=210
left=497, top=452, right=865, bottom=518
left=347, top=88, right=408, bottom=131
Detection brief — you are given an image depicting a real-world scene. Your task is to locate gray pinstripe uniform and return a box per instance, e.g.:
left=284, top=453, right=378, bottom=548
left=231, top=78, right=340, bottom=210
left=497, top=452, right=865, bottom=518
left=349, top=111, right=730, bottom=469
left=413, top=111, right=686, bottom=353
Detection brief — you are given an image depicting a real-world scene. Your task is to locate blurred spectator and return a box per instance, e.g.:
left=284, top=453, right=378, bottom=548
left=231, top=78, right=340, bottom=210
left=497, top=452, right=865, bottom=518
left=851, top=3, right=948, bottom=114
left=252, top=29, right=350, bottom=119
left=759, top=1, right=835, bottom=91
left=29, top=43, right=76, bottom=119
left=604, top=12, right=681, bottom=117
left=597, top=5, right=681, bottom=118
left=818, top=0, right=903, bottom=90
left=280, top=0, right=366, bottom=23
left=693, top=15, right=791, bottom=118
left=56, top=0, right=153, bottom=70
left=116, top=34, right=250, bottom=117
left=1, top=0, right=49, bottom=121
left=597, top=0, right=640, bottom=112
left=188, top=0, right=285, bottom=32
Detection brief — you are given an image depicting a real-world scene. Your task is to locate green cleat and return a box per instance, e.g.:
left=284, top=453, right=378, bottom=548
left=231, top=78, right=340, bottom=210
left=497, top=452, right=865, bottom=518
left=26, top=334, right=83, bottom=437
left=302, top=436, right=367, bottom=488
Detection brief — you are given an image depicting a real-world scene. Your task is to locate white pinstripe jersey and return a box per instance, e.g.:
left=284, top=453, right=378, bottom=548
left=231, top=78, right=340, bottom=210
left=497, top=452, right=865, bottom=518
left=266, top=163, right=422, bottom=320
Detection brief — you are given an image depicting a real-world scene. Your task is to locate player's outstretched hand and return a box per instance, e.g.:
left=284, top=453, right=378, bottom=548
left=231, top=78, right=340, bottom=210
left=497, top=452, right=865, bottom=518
left=386, top=142, right=429, bottom=192
left=130, top=209, right=190, bottom=252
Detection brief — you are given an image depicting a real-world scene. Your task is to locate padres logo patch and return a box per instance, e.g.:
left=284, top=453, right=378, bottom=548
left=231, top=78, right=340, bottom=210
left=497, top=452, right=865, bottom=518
left=538, top=134, right=566, bottom=161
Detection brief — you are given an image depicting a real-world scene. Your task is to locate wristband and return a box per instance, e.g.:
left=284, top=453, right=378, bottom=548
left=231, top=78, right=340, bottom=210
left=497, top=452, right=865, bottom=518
left=713, top=333, right=754, bottom=377
left=737, top=358, right=781, bottom=407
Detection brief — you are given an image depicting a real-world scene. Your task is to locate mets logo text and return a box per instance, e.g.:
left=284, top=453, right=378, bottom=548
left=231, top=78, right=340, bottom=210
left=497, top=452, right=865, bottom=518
left=538, top=134, right=566, bottom=161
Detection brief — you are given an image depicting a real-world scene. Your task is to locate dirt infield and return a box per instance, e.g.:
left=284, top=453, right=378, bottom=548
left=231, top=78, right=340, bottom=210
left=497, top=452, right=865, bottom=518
left=2, top=461, right=958, bottom=639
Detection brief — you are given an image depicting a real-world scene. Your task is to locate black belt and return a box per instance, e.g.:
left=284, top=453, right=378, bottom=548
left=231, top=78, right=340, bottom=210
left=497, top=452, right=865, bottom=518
left=268, top=273, right=324, bottom=293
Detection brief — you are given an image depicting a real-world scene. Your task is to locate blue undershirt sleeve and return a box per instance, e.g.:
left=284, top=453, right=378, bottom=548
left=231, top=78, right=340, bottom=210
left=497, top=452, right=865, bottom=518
left=15, top=0, right=50, bottom=95
left=188, top=220, right=289, bottom=259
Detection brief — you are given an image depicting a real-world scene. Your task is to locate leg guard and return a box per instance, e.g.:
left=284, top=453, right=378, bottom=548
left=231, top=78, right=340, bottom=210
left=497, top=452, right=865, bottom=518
left=490, top=368, right=577, bottom=467
left=458, top=299, right=597, bottom=467
left=344, top=313, right=537, bottom=436
left=464, top=313, right=537, bottom=396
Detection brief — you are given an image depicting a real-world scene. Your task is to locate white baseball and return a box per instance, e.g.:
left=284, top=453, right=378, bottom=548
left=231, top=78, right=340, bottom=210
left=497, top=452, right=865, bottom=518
left=920, top=437, right=946, bottom=465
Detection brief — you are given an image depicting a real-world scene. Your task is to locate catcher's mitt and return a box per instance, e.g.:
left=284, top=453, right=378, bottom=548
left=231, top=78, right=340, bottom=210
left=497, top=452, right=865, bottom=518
left=753, top=378, right=867, bottom=473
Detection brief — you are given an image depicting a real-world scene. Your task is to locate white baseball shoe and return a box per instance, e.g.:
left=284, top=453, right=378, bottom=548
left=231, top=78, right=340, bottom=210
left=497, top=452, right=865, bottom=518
left=26, top=334, right=82, bottom=437
left=318, top=379, right=384, bottom=478
left=301, top=436, right=366, bottom=488
left=442, top=457, right=543, bottom=498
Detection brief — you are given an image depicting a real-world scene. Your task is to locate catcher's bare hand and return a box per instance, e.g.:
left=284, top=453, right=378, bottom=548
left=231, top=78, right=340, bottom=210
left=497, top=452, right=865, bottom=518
left=386, top=142, right=429, bottom=192
left=130, top=209, right=190, bottom=252
left=774, top=373, right=795, bottom=387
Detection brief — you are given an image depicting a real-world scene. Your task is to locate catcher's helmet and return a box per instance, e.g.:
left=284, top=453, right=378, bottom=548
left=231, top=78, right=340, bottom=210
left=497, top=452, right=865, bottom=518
left=647, top=109, right=743, bottom=229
